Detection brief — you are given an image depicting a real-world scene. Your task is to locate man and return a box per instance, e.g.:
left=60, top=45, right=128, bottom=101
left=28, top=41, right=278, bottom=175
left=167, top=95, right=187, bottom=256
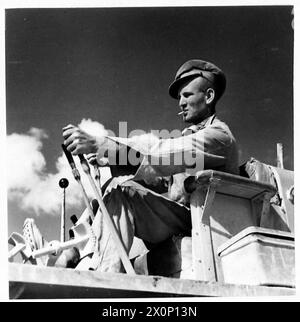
left=61, top=59, right=239, bottom=272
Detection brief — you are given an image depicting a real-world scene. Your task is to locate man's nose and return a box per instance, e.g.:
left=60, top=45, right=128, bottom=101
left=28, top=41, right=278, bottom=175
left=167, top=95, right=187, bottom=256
left=179, top=96, right=187, bottom=109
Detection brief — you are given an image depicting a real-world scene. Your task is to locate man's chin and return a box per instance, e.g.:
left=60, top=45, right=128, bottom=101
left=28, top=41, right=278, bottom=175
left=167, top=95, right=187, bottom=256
left=183, top=116, right=193, bottom=124
left=184, top=114, right=208, bottom=125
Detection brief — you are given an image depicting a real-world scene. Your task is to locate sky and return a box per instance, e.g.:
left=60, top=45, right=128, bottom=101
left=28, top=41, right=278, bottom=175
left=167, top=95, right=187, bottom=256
left=5, top=6, right=294, bottom=249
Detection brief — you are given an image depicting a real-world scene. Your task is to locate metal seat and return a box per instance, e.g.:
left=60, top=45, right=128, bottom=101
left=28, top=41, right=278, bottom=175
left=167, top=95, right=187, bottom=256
left=185, top=170, right=277, bottom=282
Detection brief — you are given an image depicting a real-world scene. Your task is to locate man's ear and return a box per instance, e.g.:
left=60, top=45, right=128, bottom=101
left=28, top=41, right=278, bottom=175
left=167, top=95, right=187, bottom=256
left=205, top=88, right=215, bottom=105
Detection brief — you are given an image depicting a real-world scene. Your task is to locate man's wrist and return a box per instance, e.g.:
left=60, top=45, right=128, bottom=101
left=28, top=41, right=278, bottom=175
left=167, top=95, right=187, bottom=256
left=95, top=136, right=111, bottom=160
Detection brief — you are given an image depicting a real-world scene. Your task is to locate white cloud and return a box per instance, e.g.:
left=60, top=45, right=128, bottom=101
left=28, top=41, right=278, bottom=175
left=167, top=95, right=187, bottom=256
left=7, top=118, right=161, bottom=217
left=7, top=120, right=111, bottom=216
left=78, top=118, right=108, bottom=138
left=7, top=128, right=48, bottom=192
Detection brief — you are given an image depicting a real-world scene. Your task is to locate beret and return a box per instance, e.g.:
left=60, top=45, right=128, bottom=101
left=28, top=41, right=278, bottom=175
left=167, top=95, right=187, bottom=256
left=169, top=59, right=226, bottom=99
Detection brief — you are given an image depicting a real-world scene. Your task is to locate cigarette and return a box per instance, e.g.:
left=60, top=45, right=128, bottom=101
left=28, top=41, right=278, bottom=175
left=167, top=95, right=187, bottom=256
left=177, top=111, right=184, bottom=115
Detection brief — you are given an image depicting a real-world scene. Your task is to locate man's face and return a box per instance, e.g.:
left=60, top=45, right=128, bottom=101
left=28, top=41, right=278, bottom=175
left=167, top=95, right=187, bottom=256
left=178, top=77, right=210, bottom=124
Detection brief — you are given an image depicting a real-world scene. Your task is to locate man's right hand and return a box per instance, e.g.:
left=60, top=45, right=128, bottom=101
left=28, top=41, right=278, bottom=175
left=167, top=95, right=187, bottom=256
left=62, top=124, right=104, bottom=155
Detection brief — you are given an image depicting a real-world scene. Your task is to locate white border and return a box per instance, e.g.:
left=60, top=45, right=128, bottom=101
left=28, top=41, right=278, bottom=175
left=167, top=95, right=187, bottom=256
left=1, top=0, right=298, bottom=302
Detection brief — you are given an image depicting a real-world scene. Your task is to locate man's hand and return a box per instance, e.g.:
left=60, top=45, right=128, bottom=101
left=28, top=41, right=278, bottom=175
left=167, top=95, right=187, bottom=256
left=62, top=124, right=103, bottom=155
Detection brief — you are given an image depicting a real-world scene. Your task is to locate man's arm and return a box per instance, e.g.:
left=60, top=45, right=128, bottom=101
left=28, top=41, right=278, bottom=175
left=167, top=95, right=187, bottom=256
left=62, top=123, right=233, bottom=181
left=105, top=123, right=232, bottom=180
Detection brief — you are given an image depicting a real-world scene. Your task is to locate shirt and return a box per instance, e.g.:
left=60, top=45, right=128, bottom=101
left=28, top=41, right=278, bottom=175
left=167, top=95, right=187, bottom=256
left=97, top=114, right=239, bottom=205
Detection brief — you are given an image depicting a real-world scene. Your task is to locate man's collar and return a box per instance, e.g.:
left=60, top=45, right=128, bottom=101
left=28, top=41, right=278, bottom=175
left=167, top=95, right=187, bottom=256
left=182, top=114, right=216, bottom=135
left=198, top=114, right=216, bottom=127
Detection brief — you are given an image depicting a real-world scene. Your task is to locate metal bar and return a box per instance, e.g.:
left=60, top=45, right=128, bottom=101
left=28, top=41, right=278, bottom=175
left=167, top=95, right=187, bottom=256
left=32, top=236, right=89, bottom=258
left=62, top=145, right=94, bottom=222
left=277, top=143, right=284, bottom=169
left=78, top=154, right=136, bottom=275
left=60, top=189, right=66, bottom=242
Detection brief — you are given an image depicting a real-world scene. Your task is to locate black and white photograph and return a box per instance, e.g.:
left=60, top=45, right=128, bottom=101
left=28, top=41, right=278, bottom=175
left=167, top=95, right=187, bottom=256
left=2, top=1, right=297, bottom=303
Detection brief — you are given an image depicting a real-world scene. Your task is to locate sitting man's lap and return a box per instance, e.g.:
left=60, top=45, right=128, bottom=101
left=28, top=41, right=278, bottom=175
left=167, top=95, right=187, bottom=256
left=103, top=178, right=191, bottom=245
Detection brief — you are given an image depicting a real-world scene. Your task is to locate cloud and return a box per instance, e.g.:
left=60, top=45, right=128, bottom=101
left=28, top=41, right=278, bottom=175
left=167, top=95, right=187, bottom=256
left=7, top=118, right=161, bottom=217
left=7, top=120, right=111, bottom=216
left=78, top=118, right=108, bottom=137
left=7, top=128, right=48, bottom=192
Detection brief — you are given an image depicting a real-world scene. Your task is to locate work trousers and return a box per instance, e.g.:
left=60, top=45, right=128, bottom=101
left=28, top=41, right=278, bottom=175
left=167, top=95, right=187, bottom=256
left=96, top=177, right=191, bottom=272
